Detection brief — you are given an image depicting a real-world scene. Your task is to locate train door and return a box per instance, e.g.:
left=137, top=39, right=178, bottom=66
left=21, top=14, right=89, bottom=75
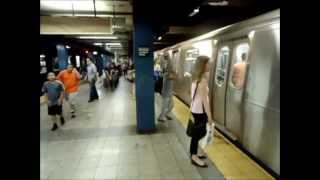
left=171, top=49, right=180, bottom=94
left=225, top=39, right=250, bottom=140
left=213, top=42, right=232, bottom=126
left=172, top=49, right=180, bottom=77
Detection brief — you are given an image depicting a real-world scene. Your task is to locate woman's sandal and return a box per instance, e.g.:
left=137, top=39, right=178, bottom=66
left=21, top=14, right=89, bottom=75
left=191, top=159, right=208, bottom=168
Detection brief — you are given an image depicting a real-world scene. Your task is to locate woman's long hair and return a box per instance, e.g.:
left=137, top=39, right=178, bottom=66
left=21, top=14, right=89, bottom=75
left=191, top=55, right=209, bottom=82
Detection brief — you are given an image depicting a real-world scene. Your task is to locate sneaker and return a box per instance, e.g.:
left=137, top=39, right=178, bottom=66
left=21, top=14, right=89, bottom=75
left=51, top=123, right=58, bottom=131
left=60, top=117, right=65, bottom=126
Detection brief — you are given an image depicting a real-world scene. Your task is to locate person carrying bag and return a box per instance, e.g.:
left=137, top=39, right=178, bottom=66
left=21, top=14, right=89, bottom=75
left=186, top=55, right=214, bottom=168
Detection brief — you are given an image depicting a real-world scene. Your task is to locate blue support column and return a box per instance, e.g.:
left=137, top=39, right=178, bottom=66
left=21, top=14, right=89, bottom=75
left=133, top=19, right=156, bottom=133
left=56, top=45, right=68, bottom=70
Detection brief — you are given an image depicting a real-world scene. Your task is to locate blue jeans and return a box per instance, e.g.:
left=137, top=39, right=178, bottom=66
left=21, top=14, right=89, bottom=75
left=89, top=79, right=99, bottom=100
left=159, top=95, right=174, bottom=120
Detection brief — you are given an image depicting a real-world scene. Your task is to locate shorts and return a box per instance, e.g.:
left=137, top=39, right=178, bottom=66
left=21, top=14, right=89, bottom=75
left=65, top=92, right=78, bottom=105
left=48, top=105, right=62, bottom=116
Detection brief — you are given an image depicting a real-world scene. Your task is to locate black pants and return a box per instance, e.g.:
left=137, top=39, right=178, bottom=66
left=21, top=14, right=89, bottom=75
left=89, top=79, right=99, bottom=100
left=190, top=113, right=208, bottom=155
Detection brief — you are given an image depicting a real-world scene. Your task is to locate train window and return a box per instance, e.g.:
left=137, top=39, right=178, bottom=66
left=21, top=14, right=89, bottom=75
left=172, top=51, right=179, bottom=74
left=230, top=43, right=249, bottom=89
left=184, top=48, right=199, bottom=76
left=215, top=46, right=230, bottom=86
left=185, top=48, right=199, bottom=61
left=192, top=40, right=212, bottom=58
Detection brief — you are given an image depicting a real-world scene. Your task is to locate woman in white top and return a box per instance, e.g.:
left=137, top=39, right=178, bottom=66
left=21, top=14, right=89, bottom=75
left=189, top=55, right=214, bottom=167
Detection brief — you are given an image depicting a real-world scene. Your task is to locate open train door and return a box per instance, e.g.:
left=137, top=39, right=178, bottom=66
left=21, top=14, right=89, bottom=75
left=225, top=39, right=250, bottom=141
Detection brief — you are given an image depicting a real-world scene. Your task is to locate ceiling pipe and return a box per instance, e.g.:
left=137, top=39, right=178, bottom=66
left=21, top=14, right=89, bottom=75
left=72, top=2, right=75, bottom=16
left=93, top=0, right=97, bottom=17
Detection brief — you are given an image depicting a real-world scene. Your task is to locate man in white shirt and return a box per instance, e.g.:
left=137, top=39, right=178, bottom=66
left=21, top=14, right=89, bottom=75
left=86, top=58, right=99, bottom=102
left=158, top=54, right=176, bottom=123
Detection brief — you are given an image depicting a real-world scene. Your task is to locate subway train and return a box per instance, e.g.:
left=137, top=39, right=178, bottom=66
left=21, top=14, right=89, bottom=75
left=154, top=9, right=280, bottom=176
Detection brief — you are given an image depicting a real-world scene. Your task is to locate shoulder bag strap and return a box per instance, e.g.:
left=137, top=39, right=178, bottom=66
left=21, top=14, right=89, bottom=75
left=191, top=81, right=199, bottom=109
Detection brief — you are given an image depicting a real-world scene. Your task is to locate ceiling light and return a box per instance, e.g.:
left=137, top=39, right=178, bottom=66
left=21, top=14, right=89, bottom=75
left=208, top=1, right=229, bottom=6
left=93, top=51, right=98, bottom=55
left=112, top=25, right=121, bottom=28
left=65, top=45, right=71, bottom=49
left=248, top=30, right=255, bottom=39
left=78, top=36, right=118, bottom=39
left=158, top=36, right=162, bottom=40
left=105, top=43, right=122, bottom=46
left=94, top=43, right=103, bottom=46
left=40, top=54, right=45, bottom=58
left=85, top=50, right=89, bottom=54
left=189, top=7, right=200, bottom=17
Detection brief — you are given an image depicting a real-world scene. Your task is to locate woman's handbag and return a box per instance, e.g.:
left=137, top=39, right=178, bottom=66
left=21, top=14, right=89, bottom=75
left=186, top=81, right=199, bottom=137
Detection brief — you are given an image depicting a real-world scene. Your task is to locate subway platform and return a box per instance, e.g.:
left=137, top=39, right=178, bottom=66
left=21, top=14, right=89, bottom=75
left=40, top=77, right=273, bottom=180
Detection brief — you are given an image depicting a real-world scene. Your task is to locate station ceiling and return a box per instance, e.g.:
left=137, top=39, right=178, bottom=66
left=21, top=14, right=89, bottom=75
left=40, top=0, right=279, bottom=53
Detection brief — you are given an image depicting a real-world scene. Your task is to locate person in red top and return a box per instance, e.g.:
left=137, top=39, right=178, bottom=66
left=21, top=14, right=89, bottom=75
left=57, top=64, right=81, bottom=118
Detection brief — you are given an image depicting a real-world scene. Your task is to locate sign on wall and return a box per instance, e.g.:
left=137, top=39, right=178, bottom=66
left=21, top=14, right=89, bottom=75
left=138, top=47, right=150, bottom=57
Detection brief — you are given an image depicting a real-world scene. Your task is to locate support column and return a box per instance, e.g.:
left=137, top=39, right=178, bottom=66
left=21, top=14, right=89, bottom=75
left=56, top=45, right=68, bottom=70
left=133, top=17, right=156, bottom=133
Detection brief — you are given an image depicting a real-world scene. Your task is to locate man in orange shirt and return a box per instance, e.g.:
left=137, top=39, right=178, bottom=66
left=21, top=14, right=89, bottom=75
left=57, top=64, right=81, bottom=118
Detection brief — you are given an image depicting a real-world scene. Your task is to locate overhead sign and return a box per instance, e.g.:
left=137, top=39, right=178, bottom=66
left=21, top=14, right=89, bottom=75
left=40, top=16, right=112, bottom=35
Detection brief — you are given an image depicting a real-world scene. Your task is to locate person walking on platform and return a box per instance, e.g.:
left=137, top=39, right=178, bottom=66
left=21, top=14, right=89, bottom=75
left=158, top=53, right=176, bottom=123
left=42, top=72, right=65, bottom=131
left=189, top=56, right=214, bottom=168
left=57, top=64, right=81, bottom=118
left=86, top=58, right=99, bottom=102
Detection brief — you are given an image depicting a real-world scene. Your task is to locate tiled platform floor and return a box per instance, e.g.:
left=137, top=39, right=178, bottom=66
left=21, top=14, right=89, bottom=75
left=40, top=77, right=224, bottom=180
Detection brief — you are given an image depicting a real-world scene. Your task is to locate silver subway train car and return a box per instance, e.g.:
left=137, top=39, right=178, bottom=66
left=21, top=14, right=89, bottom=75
left=155, top=9, right=280, bottom=175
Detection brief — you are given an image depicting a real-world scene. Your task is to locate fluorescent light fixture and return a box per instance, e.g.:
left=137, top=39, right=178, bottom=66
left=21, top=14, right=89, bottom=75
left=189, top=7, right=200, bottom=17
left=184, top=72, right=192, bottom=77
left=76, top=56, right=80, bottom=67
left=40, top=54, right=45, bottom=58
left=112, top=25, right=122, bottom=28
left=93, top=51, right=98, bottom=55
left=79, top=36, right=118, bottom=39
left=208, top=1, right=229, bottom=6
left=65, top=45, right=71, bottom=49
left=158, top=36, right=162, bottom=40
left=41, top=1, right=73, bottom=11
left=94, top=43, right=103, bottom=46
left=248, top=30, right=255, bottom=39
left=105, top=43, right=122, bottom=46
